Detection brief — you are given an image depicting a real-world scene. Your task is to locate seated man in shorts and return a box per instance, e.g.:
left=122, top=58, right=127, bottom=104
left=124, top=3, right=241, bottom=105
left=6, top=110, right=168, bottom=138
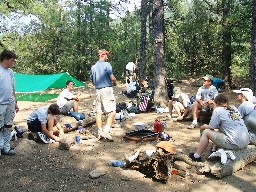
left=188, top=94, right=250, bottom=162
left=57, top=80, right=79, bottom=115
left=188, top=75, right=218, bottom=129
left=27, top=103, right=64, bottom=143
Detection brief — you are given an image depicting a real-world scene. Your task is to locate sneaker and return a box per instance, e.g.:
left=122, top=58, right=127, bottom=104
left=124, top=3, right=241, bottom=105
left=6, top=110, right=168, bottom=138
left=189, top=153, right=202, bottom=162
left=2, top=149, right=16, bottom=156
left=37, top=132, right=48, bottom=144
left=99, top=132, right=114, bottom=142
left=187, top=122, right=199, bottom=129
left=47, top=138, right=56, bottom=144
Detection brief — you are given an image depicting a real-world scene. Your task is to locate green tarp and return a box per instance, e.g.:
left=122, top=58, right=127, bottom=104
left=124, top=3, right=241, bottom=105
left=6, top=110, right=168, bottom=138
left=14, top=72, right=84, bottom=92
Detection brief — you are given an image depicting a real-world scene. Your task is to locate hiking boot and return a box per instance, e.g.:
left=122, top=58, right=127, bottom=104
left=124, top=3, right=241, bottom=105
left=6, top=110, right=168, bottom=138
left=2, top=149, right=16, bottom=156
left=38, top=132, right=48, bottom=144
left=187, top=122, right=199, bottom=129
left=189, top=153, right=202, bottom=162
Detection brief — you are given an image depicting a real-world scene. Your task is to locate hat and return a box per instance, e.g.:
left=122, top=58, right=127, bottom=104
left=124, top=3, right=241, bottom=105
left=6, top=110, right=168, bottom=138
left=202, top=74, right=213, bottom=81
left=233, top=88, right=254, bottom=102
left=173, top=87, right=181, bottom=98
left=156, top=141, right=175, bottom=154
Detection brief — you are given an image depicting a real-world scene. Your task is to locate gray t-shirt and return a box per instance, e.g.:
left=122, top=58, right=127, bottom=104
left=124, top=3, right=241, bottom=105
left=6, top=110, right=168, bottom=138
left=238, top=101, right=256, bottom=118
left=196, top=85, right=218, bottom=101
left=209, top=106, right=250, bottom=148
left=27, top=106, right=48, bottom=125
left=0, top=66, right=15, bottom=104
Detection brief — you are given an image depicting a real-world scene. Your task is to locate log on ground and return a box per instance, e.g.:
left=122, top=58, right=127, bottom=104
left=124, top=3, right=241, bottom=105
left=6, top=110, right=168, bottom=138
left=201, top=145, right=256, bottom=178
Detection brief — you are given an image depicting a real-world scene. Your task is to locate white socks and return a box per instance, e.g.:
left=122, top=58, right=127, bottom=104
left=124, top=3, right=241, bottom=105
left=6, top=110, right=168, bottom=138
left=192, top=120, right=198, bottom=125
left=194, top=153, right=201, bottom=158
left=104, top=124, right=110, bottom=133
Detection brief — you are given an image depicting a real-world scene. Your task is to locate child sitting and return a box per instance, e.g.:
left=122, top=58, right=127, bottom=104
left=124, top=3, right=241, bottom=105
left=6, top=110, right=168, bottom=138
left=170, top=87, right=192, bottom=121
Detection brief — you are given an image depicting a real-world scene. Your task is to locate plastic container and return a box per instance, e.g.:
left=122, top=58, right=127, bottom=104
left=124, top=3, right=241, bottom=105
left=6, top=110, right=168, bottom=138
left=110, top=160, right=126, bottom=167
left=75, top=132, right=80, bottom=145
left=154, top=118, right=161, bottom=133
left=161, top=121, right=166, bottom=132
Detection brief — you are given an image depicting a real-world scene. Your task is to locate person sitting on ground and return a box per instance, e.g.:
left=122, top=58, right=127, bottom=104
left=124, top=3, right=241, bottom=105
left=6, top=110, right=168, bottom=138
left=188, top=75, right=218, bottom=129
left=233, top=88, right=256, bottom=145
left=126, top=78, right=139, bottom=98
left=57, top=80, right=79, bottom=115
left=170, top=87, right=192, bottom=121
left=189, top=94, right=250, bottom=162
left=27, top=103, right=64, bottom=143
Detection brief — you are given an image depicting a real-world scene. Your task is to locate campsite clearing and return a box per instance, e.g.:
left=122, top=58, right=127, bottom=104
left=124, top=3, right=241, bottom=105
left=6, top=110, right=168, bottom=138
left=1, top=79, right=255, bottom=192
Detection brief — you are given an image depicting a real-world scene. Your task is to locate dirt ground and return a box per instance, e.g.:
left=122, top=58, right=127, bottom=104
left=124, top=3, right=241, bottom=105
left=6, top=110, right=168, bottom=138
left=0, top=78, right=255, bottom=192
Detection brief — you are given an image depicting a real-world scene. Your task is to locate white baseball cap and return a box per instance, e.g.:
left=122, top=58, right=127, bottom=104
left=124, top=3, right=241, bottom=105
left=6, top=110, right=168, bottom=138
left=233, top=88, right=254, bottom=102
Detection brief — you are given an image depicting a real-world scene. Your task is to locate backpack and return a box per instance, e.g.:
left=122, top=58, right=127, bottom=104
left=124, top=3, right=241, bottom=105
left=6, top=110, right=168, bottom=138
left=213, top=78, right=224, bottom=91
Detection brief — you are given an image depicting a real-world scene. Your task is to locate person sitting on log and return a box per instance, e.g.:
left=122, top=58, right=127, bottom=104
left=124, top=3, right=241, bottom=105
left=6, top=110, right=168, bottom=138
left=27, top=103, right=64, bottom=143
left=233, top=88, right=256, bottom=145
left=170, top=87, right=192, bottom=121
left=57, top=80, right=80, bottom=115
left=188, top=74, right=218, bottom=129
left=189, top=94, right=250, bottom=162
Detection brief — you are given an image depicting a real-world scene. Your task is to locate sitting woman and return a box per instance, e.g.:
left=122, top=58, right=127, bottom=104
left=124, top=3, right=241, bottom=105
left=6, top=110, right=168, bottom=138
left=189, top=94, right=250, bottom=162
left=170, top=87, right=192, bottom=121
left=233, top=88, right=256, bottom=145
left=27, top=103, right=64, bottom=143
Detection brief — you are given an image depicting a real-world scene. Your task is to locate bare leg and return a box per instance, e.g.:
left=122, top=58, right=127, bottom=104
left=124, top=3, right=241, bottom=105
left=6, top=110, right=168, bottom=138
left=196, top=129, right=215, bottom=155
left=104, top=111, right=116, bottom=132
left=96, top=111, right=102, bottom=130
left=168, top=100, right=174, bottom=117
left=191, top=101, right=201, bottom=121
left=73, top=100, right=78, bottom=112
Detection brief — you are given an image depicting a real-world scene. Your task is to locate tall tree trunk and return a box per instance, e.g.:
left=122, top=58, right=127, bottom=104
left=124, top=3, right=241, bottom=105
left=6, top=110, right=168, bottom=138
left=222, top=0, right=233, bottom=88
left=250, top=0, right=256, bottom=94
left=140, top=0, right=148, bottom=82
left=152, top=0, right=168, bottom=107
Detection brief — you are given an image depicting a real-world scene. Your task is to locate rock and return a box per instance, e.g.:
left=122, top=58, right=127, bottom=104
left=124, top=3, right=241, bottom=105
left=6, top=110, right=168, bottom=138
left=89, top=169, right=107, bottom=179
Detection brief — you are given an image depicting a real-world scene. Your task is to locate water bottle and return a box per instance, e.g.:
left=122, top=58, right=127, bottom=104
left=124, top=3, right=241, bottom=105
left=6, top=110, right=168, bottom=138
left=110, top=160, right=126, bottom=167
left=75, top=131, right=80, bottom=145
left=161, top=121, right=166, bottom=132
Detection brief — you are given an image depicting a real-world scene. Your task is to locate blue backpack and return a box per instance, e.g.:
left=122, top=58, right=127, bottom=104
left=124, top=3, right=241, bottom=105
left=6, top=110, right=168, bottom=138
left=213, top=78, right=224, bottom=91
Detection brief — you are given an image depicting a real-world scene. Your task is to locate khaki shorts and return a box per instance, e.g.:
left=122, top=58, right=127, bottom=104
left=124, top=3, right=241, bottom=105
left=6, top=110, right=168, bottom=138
left=0, top=103, right=15, bottom=128
left=212, top=132, right=240, bottom=150
left=60, top=100, right=74, bottom=115
left=95, top=87, right=116, bottom=113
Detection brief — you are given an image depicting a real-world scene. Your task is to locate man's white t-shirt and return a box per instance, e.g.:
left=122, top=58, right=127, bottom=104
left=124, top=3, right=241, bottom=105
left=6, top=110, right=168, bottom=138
left=57, top=89, right=74, bottom=108
left=126, top=62, right=136, bottom=71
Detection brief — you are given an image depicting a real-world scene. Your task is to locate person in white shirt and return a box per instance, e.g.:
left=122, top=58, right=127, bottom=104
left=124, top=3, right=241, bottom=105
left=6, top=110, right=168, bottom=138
left=125, top=62, right=136, bottom=83
left=171, top=87, right=192, bottom=121
left=188, top=75, right=218, bottom=129
left=233, top=88, right=256, bottom=145
left=57, top=80, right=79, bottom=115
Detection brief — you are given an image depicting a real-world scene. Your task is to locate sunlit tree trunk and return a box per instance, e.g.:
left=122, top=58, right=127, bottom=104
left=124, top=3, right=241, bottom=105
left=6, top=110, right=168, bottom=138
left=152, top=0, right=168, bottom=107
left=250, top=0, right=256, bottom=94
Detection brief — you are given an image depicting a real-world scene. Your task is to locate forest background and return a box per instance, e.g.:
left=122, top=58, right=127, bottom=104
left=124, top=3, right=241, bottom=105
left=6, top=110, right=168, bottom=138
left=1, top=0, right=256, bottom=106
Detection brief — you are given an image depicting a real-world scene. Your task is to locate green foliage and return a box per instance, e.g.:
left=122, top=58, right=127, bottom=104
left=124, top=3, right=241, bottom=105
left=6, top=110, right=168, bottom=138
left=0, top=0, right=253, bottom=83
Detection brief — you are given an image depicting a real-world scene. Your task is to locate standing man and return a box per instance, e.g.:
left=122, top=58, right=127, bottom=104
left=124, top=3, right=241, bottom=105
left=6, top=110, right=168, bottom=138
left=90, top=49, right=117, bottom=140
left=57, top=80, right=79, bottom=115
left=125, top=61, right=136, bottom=83
left=0, top=49, right=19, bottom=156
